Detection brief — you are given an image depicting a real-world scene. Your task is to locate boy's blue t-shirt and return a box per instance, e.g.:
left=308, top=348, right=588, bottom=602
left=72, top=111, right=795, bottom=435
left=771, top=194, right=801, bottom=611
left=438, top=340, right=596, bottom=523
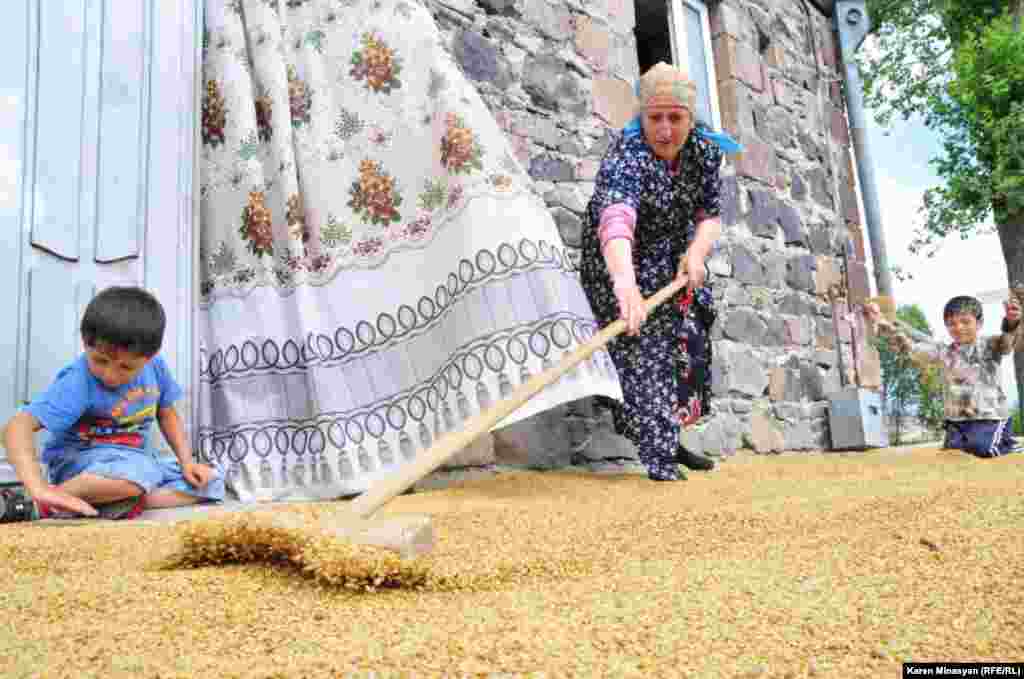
left=25, top=354, right=183, bottom=465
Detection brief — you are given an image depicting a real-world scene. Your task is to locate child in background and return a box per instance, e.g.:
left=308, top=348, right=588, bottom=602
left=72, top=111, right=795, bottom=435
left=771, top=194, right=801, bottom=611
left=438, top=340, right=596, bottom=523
left=863, top=295, right=1022, bottom=458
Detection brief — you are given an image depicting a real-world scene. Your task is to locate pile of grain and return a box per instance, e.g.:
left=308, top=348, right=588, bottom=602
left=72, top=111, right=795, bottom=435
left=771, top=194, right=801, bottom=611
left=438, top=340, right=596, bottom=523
left=155, top=509, right=432, bottom=592
left=156, top=504, right=599, bottom=594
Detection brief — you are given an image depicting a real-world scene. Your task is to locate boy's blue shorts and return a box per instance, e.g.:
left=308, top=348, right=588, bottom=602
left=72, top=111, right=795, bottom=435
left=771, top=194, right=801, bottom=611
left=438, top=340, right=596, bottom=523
left=944, top=419, right=1020, bottom=458
left=48, top=447, right=225, bottom=501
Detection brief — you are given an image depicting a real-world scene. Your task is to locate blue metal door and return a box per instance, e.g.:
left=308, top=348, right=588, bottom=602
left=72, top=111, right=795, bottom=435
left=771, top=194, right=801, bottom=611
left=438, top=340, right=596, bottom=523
left=0, top=0, right=201, bottom=483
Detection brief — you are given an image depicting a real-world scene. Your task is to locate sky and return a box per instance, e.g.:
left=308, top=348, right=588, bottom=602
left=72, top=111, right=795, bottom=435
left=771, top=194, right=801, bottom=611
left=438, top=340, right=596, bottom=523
left=859, top=109, right=1019, bottom=403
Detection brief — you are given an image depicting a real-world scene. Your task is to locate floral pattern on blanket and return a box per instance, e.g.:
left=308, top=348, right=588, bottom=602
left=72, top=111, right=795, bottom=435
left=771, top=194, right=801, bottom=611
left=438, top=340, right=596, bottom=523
left=199, top=0, right=526, bottom=301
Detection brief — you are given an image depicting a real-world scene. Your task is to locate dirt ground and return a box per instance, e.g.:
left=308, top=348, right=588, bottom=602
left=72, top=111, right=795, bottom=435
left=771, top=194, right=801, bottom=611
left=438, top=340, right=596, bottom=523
left=2, top=445, right=1022, bottom=678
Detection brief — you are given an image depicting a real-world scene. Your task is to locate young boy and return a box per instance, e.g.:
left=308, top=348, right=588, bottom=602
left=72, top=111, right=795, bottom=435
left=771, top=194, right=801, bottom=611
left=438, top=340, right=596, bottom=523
left=0, top=286, right=224, bottom=522
left=864, top=294, right=1022, bottom=458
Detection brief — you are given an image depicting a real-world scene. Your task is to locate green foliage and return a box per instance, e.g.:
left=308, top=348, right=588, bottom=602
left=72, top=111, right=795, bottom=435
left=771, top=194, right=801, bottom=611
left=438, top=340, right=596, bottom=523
left=862, top=0, right=1024, bottom=252
left=875, top=305, right=941, bottom=441
left=928, top=13, right=1024, bottom=234
left=917, top=362, right=945, bottom=432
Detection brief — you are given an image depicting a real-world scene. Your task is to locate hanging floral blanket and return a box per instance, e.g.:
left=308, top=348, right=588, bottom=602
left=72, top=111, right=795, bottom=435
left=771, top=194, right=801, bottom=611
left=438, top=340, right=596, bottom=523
left=198, top=0, right=621, bottom=501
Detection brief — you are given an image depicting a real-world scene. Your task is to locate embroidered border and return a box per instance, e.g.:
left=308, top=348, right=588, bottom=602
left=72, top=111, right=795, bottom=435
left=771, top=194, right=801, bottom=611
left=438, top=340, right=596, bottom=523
left=197, top=312, right=616, bottom=474
left=200, top=238, right=580, bottom=382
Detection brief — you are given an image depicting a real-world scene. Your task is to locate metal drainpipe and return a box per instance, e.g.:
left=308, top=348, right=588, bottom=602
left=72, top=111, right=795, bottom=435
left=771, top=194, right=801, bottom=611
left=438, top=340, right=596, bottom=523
left=834, top=0, right=894, bottom=298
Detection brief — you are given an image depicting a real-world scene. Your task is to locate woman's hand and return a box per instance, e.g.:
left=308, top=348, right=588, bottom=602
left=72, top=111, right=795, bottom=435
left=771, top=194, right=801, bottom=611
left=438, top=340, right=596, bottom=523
left=682, top=249, right=706, bottom=293
left=676, top=249, right=706, bottom=295
left=682, top=217, right=720, bottom=295
left=614, top=282, right=648, bottom=336
left=603, top=238, right=646, bottom=335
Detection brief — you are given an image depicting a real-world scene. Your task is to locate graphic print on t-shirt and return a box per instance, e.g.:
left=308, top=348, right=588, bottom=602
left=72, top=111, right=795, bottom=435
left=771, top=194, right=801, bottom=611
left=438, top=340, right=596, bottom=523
left=74, top=386, right=161, bottom=449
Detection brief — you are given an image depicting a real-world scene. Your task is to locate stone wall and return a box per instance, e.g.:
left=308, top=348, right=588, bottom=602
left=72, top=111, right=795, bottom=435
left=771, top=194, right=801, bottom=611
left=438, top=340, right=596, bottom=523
left=422, top=0, right=879, bottom=467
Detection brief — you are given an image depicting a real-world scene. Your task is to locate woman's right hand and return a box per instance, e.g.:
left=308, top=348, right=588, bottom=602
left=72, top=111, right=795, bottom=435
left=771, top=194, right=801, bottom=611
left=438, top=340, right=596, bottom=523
left=614, top=282, right=648, bottom=336
left=602, top=238, right=645, bottom=335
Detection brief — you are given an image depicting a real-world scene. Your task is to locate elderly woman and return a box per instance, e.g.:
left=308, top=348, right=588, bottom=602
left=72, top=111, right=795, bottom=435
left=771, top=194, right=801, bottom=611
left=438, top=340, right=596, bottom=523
left=580, top=62, right=727, bottom=481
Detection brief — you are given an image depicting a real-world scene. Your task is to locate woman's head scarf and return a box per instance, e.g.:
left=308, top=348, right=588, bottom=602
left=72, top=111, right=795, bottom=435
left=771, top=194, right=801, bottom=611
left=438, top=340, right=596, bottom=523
left=622, top=62, right=743, bottom=155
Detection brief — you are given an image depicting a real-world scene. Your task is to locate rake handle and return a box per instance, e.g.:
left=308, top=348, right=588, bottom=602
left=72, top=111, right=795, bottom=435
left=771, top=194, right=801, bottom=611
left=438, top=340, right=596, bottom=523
left=348, top=275, right=690, bottom=519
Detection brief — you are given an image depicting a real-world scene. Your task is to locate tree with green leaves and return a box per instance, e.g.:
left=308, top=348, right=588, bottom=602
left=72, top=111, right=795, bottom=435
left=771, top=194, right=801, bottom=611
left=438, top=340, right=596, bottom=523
left=917, top=357, right=945, bottom=434
left=862, top=0, right=1024, bottom=406
left=875, top=304, right=942, bottom=443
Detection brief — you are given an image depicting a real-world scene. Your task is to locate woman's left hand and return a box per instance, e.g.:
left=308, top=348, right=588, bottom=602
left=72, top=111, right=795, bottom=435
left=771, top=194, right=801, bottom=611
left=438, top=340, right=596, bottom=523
left=678, top=250, right=706, bottom=293
left=683, top=217, right=720, bottom=295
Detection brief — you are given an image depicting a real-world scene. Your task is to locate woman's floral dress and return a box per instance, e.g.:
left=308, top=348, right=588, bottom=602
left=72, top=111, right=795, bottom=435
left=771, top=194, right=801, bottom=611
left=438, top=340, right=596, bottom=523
left=579, top=128, right=722, bottom=478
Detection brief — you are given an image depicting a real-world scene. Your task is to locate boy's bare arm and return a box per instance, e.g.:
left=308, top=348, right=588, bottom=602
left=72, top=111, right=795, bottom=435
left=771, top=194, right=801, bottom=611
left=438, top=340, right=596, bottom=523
left=157, top=406, right=195, bottom=466
left=1, top=412, right=97, bottom=515
left=862, top=303, right=941, bottom=367
left=158, top=406, right=215, bottom=489
left=2, top=412, right=47, bottom=492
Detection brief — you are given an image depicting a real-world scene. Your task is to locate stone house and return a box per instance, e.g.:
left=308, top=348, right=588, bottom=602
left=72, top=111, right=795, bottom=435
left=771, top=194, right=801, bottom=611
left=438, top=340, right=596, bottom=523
left=0, top=0, right=878, bottom=484
left=424, top=0, right=881, bottom=464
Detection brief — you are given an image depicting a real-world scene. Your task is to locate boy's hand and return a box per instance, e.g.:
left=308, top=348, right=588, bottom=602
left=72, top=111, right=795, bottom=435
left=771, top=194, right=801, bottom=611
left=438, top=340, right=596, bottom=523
left=182, top=462, right=214, bottom=489
left=29, top=484, right=98, bottom=517
left=1004, top=298, right=1021, bottom=329
left=862, top=302, right=881, bottom=324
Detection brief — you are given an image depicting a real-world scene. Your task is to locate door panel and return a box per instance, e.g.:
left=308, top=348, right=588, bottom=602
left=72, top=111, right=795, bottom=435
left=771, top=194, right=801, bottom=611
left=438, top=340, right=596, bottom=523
left=0, top=0, right=200, bottom=484
left=23, top=266, right=83, bottom=401
left=0, top=1, right=30, bottom=457
left=29, top=0, right=89, bottom=263
left=95, top=0, right=147, bottom=264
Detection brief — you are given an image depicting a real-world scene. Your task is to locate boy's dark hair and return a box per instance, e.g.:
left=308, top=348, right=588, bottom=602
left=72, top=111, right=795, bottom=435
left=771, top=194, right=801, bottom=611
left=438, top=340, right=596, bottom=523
left=943, top=295, right=983, bottom=323
left=80, top=286, right=166, bottom=357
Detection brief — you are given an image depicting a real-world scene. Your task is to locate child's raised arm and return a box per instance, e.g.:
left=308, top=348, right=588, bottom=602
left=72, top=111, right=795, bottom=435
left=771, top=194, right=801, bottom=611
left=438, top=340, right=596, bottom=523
left=862, top=302, right=942, bottom=366
left=1, top=412, right=97, bottom=516
left=988, top=297, right=1022, bottom=356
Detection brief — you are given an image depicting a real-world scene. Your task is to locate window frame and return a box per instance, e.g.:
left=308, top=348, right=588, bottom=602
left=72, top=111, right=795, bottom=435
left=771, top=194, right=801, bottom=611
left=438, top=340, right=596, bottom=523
left=666, top=0, right=723, bottom=131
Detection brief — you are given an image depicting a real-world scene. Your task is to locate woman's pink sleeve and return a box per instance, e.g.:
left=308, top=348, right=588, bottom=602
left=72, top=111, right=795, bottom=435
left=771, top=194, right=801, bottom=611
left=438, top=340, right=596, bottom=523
left=597, top=203, right=637, bottom=249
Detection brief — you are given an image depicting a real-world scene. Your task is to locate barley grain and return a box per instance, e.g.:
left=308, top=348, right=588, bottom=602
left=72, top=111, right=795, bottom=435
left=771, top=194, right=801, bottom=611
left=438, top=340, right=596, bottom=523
left=0, top=447, right=1021, bottom=678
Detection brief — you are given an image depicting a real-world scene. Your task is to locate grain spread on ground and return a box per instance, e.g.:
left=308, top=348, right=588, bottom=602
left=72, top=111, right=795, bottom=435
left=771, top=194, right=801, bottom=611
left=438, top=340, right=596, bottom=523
left=1, top=446, right=1022, bottom=678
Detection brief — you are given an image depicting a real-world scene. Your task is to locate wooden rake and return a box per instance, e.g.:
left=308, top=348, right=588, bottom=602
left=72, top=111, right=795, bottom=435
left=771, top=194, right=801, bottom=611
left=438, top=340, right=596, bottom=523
left=319, top=275, right=691, bottom=557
